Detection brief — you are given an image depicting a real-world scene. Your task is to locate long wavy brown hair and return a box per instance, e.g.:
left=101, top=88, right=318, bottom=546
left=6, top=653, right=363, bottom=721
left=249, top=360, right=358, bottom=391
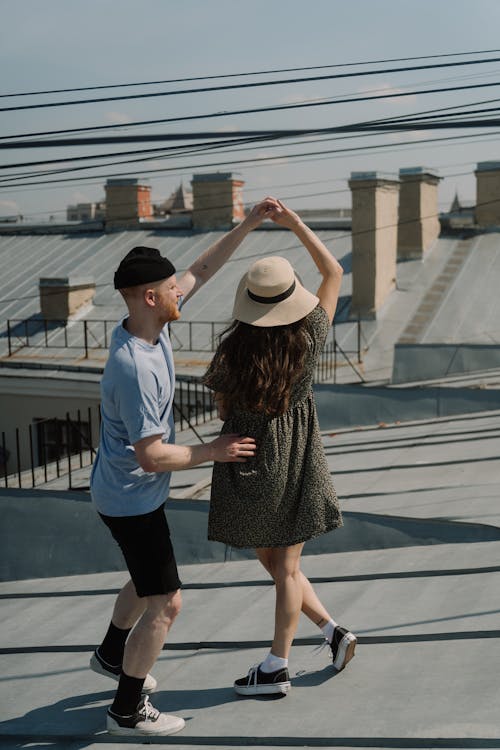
left=205, top=317, right=310, bottom=417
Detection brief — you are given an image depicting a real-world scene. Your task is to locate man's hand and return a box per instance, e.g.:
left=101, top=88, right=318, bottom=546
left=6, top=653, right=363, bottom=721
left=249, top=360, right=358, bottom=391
left=210, top=434, right=257, bottom=463
left=243, top=197, right=281, bottom=231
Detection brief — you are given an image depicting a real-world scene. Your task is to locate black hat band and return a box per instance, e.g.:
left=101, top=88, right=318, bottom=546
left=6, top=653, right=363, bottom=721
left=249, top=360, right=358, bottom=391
left=247, top=280, right=296, bottom=305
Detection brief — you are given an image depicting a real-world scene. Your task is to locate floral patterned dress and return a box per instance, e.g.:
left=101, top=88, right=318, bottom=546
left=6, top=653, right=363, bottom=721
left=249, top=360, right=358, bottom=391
left=203, top=305, right=342, bottom=548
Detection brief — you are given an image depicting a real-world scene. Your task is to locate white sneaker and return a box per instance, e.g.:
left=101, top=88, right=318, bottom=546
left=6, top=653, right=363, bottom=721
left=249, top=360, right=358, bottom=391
left=107, top=696, right=185, bottom=736
left=90, top=650, right=157, bottom=694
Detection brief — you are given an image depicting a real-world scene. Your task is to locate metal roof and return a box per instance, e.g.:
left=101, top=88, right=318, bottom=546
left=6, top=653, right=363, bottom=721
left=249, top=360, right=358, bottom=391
left=1, top=226, right=499, bottom=382
left=0, top=226, right=352, bottom=322
left=0, top=226, right=353, bottom=362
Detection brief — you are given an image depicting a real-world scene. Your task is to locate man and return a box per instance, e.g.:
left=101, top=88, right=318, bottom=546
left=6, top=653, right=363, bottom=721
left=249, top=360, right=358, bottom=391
left=89, top=198, right=278, bottom=737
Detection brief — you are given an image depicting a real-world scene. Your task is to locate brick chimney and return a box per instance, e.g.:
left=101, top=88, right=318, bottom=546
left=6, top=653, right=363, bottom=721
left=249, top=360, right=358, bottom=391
left=191, top=172, right=245, bottom=230
left=39, top=277, right=95, bottom=321
left=348, top=171, right=400, bottom=319
left=105, top=178, right=152, bottom=229
left=475, top=161, right=500, bottom=227
left=397, top=167, right=441, bottom=260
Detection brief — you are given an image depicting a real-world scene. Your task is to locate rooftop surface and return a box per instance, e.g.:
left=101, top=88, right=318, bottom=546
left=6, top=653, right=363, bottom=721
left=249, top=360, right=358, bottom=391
left=2, top=225, right=495, bottom=384
left=1, top=410, right=500, bottom=748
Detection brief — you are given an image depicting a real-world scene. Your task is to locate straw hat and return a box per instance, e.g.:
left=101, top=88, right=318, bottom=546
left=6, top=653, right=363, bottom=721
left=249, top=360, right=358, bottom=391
left=232, top=256, right=319, bottom=327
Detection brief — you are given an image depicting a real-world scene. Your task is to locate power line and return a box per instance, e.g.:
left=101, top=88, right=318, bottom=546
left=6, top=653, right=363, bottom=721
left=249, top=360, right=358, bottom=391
left=5, top=128, right=500, bottom=197
left=3, top=56, right=500, bottom=113
left=3, top=111, right=499, bottom=185
left=5, top=73, right=500, bottom=144
left=4, top=48, right=500, bottom=99
left=4, top=80, right=500, bottom=148
left=2, top=126, right=500, bottom=190
left=4, top=111, right=500, bottom=153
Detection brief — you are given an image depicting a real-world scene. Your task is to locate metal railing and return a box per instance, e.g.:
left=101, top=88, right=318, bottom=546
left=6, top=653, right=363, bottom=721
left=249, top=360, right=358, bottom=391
left=1, top=381, right=218, bottom=491
left=1, top=407, right=99, bottom=491
left=6, top=318, right=113, bottom=358
left=5, top=318, right=228, bottom=357
left=5, top=318, right=367, bottom=378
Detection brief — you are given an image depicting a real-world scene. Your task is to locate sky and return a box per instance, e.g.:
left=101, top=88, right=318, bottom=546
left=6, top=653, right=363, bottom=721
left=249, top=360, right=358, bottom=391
left=1, top=0, right=500, bottom=221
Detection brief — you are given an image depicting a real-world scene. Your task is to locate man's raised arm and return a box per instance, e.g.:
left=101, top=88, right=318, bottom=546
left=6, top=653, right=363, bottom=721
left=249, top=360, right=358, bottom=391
left=177, top=197, right=279, bottom=303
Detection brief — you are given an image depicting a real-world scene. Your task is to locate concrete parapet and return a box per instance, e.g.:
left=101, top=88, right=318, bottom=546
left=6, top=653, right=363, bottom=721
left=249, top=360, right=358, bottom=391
left=392, top=343, right=500, bottom=383
left=398, top=167, right=441, bottom=260
left=348, top=172, right=400, bottom=319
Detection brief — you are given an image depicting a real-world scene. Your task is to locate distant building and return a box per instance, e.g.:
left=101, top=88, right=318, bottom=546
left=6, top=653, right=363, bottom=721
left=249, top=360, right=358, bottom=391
left=446, top=191, right=475, bottom=229
left=66, top=202, right=106, bottom=222
left=0, top=215, right=21, bottom=223
left=154, top=183, right=193, bottom=217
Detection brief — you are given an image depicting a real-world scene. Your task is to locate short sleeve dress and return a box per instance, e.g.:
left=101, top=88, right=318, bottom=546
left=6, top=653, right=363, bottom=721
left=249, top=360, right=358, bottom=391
left=203, top=304, right=342, bottom=549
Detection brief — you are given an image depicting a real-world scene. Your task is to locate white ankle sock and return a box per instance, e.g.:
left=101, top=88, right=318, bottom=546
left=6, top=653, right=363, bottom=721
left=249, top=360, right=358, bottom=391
left=321, top=619, right=338, bottom=643
left=260, top=652, right=288, bottom=673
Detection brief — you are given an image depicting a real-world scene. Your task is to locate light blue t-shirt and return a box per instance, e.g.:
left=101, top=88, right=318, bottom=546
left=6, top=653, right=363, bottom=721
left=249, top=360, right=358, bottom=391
left=90, top=320, right=176, bottom=517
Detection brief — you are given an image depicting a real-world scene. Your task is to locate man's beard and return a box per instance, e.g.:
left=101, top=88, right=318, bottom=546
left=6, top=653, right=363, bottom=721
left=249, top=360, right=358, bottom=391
left=162, top=300, right=181, bottom=324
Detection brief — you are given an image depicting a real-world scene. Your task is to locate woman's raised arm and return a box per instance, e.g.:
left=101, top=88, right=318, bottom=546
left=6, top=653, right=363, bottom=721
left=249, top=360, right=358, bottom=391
left=270, top=199, right=343, bottom=323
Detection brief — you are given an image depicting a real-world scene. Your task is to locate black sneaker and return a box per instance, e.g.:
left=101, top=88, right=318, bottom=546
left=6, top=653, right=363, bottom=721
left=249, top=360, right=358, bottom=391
left=329, top=626, right=357, bottom=671
left=107, top=696, right=185, bottom=736
left=90, top=649, right=157, bottom=694
left=233, top=664, right=291, bottom=696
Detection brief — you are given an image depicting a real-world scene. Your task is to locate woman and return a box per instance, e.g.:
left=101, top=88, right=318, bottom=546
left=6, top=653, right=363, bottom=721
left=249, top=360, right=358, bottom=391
left=203, top=199, right=356, bottom=696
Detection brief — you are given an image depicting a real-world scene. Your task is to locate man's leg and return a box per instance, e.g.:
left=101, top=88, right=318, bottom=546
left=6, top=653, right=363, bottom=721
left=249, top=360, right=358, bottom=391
left=121, top=589, right=181, bottom=679
left=107, top=589, right=183, bottom=735
left=93, top=505, right=185, bottom=734
left=112, top=579, right=147, bottom=629
left=95, top=580, right=147, bottom=671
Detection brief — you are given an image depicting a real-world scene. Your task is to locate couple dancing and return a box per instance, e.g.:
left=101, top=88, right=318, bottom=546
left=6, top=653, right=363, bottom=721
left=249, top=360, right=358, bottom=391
left=89, top=197, right=356, bottom=737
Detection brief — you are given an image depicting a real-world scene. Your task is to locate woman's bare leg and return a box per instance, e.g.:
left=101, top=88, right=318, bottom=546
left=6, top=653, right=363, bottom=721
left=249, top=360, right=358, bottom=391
left=256, top=544, right=304, bottom=659
left=256, top=548, right=331, bottom=628
left=255, top=547, right=356, bottom=671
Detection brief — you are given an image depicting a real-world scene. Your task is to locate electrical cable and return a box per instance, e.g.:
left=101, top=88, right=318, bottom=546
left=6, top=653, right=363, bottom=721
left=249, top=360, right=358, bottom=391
left=5, top=74, right=500, bottom=143
left=4, top=107, right=500, bottom=153
left=2, top=126, right=500, bottom=190
left=3, top=114, right=497, bottom=185
left=4, top=47, right=500, bottom=98
left=3, top=56, right=500, bottom=113
left=4, top=79, right=500, bottom=150
left=4, top=90, right=500, bottom=180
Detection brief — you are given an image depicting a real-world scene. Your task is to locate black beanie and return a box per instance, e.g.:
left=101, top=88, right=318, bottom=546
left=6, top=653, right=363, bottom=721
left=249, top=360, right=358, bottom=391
left=114, top=246, right=176, bottom=289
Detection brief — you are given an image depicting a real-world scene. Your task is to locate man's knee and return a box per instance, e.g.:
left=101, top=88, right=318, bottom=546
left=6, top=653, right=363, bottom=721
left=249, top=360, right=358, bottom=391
left=146, top=589, right=182, bottom=625
left=167, top=589, right=182, bottom=619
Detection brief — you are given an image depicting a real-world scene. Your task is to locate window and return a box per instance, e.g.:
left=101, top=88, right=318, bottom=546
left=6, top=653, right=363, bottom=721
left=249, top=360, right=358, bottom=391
left=35, top=417, right=91, bottom=465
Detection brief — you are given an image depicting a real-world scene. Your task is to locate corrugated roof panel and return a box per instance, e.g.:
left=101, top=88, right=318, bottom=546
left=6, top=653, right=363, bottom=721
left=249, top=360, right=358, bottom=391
left=0, top=228, right=352, bottom=327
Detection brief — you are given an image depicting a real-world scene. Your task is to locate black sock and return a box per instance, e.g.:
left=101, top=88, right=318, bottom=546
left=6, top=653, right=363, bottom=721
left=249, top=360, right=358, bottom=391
left=98, top=622, right=131, bottom=667
left=110, top=672, right=145, bottom=716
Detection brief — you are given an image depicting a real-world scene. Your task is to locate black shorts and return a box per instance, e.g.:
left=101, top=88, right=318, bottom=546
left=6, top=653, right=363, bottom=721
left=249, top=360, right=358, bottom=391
left=99, top=503, right=182, bottom=597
